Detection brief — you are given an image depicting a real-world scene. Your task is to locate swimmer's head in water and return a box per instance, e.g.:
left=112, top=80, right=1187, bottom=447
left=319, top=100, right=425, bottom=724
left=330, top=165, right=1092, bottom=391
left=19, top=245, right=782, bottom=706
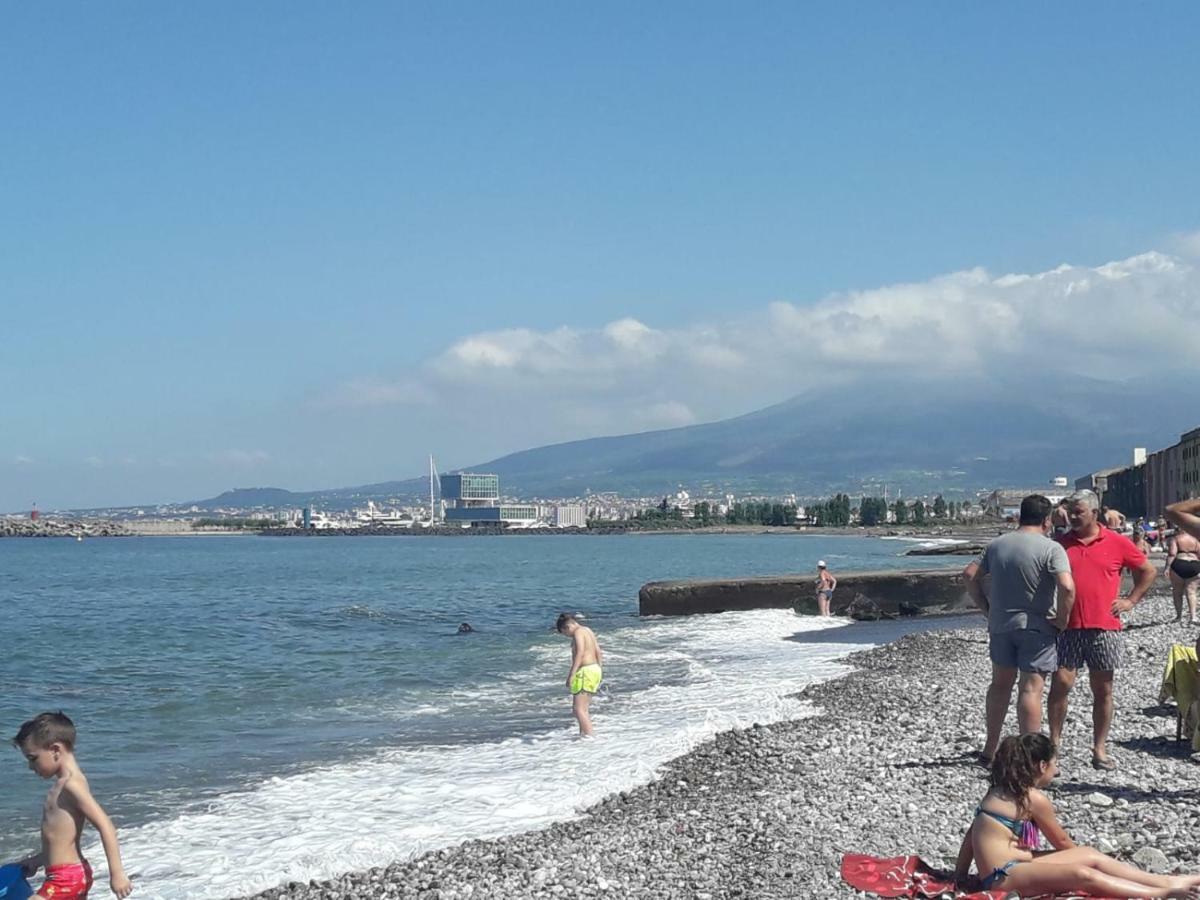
left=555, top=613, right=578, bottom=634
left=457, top=622, right=473, bottom=633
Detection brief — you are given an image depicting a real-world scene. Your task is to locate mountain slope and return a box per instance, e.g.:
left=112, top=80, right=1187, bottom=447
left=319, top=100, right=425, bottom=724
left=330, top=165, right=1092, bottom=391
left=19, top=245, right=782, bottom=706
left=194, top=373, right=1192, bottom=506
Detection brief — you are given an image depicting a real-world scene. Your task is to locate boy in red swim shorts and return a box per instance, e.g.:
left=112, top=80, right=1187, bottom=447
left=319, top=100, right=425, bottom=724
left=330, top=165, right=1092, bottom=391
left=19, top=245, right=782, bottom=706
left=7, top=712, right=132, bottom=898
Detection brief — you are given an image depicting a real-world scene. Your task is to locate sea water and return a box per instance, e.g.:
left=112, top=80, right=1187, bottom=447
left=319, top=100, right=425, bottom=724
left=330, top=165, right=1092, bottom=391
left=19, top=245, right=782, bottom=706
left=0, top=534, right=956, bottom=899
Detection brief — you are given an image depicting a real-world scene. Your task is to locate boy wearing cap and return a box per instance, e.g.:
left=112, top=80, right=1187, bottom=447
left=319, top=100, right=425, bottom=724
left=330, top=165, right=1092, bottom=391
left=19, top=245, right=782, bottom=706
left=816, top=561, right=837, bottom=616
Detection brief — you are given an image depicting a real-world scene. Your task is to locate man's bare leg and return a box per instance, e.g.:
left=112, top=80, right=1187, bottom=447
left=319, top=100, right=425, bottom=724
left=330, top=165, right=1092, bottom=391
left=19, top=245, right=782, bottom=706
left=1090, top=669, right=1115, bottom=763
left=983, top=665, right=1018, bottom=760
left=1048, top=667, right=1078, bottom=749
left=1187, top=578, right=1199, bottom=625
left=573, top=691, right=593, bottom=736
left=1017, top=671, right=1046, bottom=734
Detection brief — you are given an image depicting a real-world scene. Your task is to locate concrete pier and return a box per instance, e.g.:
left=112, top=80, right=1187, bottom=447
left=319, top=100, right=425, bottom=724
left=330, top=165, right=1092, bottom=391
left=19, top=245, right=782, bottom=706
left=638, top=568, right=970, bottom=618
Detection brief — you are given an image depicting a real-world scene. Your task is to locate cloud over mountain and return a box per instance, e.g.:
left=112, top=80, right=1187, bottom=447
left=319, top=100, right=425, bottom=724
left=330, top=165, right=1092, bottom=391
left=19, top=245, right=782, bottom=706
left=319, top=249, right=1200, bottom=448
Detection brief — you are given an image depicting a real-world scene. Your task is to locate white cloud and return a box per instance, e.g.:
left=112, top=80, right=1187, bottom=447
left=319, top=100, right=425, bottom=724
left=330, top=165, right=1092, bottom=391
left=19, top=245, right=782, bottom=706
left=84, top=456, right=104, bottom=468
left=317, top=248, right=1200, bottom=448
left=1170, top=230, right=1200, bottom=259
left=14, top=455, right=33, bottom=465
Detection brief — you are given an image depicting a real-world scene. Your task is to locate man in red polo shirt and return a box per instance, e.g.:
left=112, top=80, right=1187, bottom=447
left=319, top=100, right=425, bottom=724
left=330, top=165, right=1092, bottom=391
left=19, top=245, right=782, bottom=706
left=1048, top=490, right=1158, bottom=770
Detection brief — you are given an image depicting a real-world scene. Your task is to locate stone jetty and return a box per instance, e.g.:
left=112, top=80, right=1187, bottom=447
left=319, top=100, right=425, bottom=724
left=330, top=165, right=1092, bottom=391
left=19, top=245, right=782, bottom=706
left=638, top=568, right=970, bottom=618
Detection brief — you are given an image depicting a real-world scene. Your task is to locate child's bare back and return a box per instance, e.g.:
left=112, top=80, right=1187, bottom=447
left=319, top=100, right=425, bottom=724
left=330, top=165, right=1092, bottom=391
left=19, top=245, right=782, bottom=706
left=571, top=625, right=601, bottom=667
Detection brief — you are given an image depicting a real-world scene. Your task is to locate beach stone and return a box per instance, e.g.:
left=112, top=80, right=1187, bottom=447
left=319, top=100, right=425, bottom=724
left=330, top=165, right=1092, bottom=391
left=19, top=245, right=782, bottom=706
left=1087, top=792, right=1115, bottom=807
left=1133, top=848, right=1171, bottom=874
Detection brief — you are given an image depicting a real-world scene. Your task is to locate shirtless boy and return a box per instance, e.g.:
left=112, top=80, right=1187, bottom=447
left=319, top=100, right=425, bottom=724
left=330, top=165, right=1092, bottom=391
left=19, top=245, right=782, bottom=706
left=556, top=614, right=603, bottom=737
left=8, top=712, right=132, bottom=899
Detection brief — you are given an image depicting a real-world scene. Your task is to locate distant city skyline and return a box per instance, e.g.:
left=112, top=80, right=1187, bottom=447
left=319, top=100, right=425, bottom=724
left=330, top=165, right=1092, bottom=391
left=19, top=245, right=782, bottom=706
left=4, top=4, right=1200, bottom=509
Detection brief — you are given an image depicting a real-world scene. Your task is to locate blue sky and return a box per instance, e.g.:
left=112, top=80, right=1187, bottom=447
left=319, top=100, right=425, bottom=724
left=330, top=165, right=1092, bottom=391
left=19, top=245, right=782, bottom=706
left=3, top=3, right=1200, bottom=509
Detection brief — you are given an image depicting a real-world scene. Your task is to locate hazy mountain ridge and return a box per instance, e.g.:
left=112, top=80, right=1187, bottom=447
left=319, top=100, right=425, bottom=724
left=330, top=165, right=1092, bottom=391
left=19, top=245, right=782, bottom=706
left=188, top=373, right=1191, bottom=509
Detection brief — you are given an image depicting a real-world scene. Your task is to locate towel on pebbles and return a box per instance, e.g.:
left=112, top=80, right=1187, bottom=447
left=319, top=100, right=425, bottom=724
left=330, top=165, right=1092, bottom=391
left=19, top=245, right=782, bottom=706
left=841, top=853, right=1116, bottom=899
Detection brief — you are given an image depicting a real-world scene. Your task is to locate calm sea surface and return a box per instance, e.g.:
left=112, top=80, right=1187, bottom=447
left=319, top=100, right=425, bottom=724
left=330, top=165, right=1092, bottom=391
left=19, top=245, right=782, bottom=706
left=0, top=533, right=955, bottom=898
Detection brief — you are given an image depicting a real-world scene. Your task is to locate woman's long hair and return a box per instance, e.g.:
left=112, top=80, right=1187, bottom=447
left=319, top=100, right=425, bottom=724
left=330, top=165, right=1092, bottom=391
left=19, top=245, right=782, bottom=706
left=990, top=733, right=1055, bottom=818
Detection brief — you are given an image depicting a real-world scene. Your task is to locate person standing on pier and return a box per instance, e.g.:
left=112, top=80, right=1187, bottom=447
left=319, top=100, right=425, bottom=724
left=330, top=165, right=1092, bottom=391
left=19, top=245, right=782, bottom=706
left=964, top=494, right=1075, bottom=764
left=1049, top=490, right=1157, bottom=770
left=815, top=561, right=837, bottom=616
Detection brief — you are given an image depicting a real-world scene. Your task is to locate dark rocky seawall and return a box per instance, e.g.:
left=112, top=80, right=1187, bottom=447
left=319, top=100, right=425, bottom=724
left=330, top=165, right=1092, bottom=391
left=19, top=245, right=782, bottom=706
left=235, top=587, right=1200, bottom=899
left=639, top=569, right=969, bottom=618
left=0, top=518, right=129, bottom=537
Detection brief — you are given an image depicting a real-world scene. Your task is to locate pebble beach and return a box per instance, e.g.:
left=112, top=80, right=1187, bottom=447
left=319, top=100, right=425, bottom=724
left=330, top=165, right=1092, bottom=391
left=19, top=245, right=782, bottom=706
left=239, top=584, right=1200, bottom=900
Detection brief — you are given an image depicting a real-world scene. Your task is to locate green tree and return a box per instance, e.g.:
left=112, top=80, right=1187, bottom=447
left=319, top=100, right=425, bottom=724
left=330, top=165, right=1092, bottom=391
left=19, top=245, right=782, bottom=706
left=933, top=495, right=947, bottom=519
left=892, top=499, right=909, bottom=524
left=859, top=496, right=887, bottom=526
left=912, top=500, right=927, bottom=525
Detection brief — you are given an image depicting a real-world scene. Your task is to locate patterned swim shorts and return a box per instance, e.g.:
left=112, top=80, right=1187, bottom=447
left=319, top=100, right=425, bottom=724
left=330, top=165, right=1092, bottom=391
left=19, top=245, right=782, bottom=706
left=1057, top=628, right=1124, bottom=671
left=37, top=861, right=93, bottom=899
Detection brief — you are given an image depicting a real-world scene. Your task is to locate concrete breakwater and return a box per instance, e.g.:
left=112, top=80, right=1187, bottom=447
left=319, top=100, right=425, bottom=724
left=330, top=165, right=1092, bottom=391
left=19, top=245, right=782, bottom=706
left=639, top=568, right=970, bottom=617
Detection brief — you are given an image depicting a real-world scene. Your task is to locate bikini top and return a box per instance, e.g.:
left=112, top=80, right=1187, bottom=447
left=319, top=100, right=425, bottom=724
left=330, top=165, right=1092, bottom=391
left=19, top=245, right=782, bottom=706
left=975, top=805, right=1041, bottom=850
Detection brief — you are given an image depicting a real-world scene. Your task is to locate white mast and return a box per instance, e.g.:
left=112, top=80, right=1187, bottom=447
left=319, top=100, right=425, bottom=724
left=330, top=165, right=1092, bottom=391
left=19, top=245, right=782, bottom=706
left=429, top=454, right=441, bottom=524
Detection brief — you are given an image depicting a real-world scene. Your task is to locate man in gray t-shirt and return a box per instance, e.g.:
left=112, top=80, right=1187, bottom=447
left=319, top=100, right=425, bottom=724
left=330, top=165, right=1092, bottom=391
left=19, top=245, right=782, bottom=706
left=964, top=495, right=1075, bottom=762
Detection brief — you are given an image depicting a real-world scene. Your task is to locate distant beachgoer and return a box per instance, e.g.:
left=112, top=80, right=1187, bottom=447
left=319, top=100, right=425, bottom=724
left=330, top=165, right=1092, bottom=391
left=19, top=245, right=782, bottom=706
left=1167, top=498, right=1200, bottom=543
left=815, top=561, right=837, bottom=617
left=1132, top=526, right=1151, bottom=557
left=7, top=711, right=133, bottom=899
left=1167, top=528, right=1200, bottom=625
left=955, top=733, right=1200, bottom=897
left=456, top=622, right=475, bottom=634
left=964, top=494, right=1074, bottom=763
left=556, top=613, right=603, bottom=737
left=1102, top=506, right=1126, bottom=531
left=1051, top=501, right=1071, bottom=537
left=1049, top=490, right=1157, bottom=770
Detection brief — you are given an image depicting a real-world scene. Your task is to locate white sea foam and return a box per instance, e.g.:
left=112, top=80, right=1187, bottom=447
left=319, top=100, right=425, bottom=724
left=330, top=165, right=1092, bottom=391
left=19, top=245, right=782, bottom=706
left=85, top=610, right=912, bottom=899
left=880, top=536, right=969, bottom=546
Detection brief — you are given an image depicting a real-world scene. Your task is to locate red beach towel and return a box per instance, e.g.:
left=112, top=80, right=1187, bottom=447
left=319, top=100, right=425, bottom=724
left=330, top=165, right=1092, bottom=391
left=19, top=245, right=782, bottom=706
left=840, top=854, right=1111, bottom=899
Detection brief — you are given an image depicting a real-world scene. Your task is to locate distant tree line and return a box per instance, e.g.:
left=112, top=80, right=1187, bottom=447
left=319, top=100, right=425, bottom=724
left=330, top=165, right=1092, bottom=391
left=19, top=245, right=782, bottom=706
left=591, top=492, right=977, bottom=530
left=807, top=493, right=852, bottom=526
left=192, top=518, right=278, bottom=530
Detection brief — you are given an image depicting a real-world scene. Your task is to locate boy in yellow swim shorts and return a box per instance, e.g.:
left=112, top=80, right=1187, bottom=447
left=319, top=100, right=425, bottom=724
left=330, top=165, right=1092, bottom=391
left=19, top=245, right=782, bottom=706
left=556, top=613, right=603, bottom=736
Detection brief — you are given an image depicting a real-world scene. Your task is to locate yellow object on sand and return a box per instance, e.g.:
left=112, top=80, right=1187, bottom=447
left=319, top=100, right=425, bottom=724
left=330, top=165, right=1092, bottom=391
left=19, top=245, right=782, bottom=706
left=570, top=664, right=602, bottom=695
left=1159, top=643, right=1200, bottom=750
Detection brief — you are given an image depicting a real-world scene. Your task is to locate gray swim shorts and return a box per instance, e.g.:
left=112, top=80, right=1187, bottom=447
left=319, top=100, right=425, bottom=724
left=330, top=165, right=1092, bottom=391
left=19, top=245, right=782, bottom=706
left=988, top=629, right=1058, bottom=674
left=1057, top=628, right=1124, bottom=671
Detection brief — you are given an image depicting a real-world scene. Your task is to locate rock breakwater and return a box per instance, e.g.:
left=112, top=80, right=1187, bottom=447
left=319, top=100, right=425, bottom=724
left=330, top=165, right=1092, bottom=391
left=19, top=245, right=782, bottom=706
left=0, top=517, right=130, bottom=538
left=237, top=587, right=1200, bottom=900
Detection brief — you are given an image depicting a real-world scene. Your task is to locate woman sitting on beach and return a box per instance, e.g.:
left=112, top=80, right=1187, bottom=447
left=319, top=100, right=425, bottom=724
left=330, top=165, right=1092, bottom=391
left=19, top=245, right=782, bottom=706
left=955, top=733, right=1200, bottom=898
